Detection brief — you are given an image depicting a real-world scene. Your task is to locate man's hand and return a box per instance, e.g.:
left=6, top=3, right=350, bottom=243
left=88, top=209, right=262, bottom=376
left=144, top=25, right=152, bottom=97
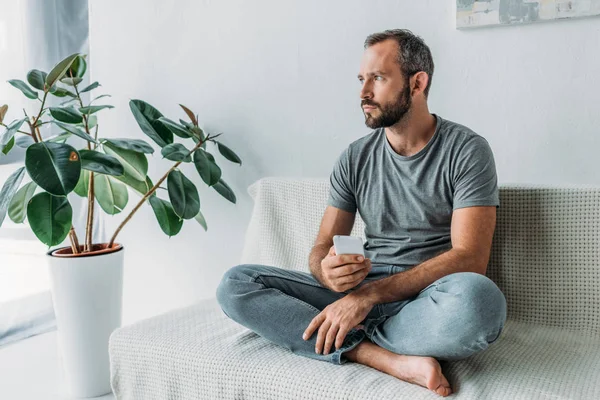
left=320, top=245, right=372, bottom=292
left=302, top=293, right=374, bottom=355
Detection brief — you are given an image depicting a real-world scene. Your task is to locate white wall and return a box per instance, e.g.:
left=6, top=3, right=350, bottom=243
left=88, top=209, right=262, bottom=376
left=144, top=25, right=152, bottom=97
left=88, top=0, right=600, bottom=323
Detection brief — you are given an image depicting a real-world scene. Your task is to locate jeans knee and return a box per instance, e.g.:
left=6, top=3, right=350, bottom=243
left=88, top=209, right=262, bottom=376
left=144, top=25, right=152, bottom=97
left=434, top=272, right=507, bottom=342
left=216, top=264, right=254, bottom=312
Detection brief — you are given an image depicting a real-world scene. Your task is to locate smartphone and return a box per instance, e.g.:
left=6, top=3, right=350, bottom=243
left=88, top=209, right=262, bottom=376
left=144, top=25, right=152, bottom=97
left=333, top=235, right=365, bottom=257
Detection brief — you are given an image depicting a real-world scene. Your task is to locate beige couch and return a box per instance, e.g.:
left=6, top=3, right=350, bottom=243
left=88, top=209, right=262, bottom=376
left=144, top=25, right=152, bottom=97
left=109, top=177, right=600, bottom=399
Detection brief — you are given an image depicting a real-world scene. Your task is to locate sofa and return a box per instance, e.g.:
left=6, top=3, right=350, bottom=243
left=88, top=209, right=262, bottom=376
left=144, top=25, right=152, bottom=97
left=109, top=177, right=600, bottom=399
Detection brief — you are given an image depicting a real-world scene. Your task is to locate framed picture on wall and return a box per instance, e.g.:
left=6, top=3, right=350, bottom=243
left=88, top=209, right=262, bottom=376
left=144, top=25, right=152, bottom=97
left=457, top=0, right=600, bottom=29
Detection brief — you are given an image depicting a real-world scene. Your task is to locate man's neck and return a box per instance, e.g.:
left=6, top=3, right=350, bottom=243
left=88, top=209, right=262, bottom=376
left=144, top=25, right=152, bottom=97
left=384, top=110, right=437, bottom=157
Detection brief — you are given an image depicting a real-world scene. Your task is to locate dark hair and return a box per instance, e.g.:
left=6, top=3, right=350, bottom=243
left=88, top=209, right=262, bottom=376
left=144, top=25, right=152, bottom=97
left=364, top=29, right=434, bottom=98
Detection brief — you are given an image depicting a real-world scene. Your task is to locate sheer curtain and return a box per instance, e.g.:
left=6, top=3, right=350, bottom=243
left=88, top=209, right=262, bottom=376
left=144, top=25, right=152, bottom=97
left=0, top=0, right=103, bottom=347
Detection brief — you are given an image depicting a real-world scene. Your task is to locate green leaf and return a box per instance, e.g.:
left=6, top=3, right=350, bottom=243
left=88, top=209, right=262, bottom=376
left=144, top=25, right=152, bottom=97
left=8, top=80, right=38, bottom=99
left=94, top=174, right=128, bottom=215
left=157, top=117, right=191, bottom=138
left=0, top=118, right=28, bottom=148
left=179, top=119, right=194, bottom=130
left=193, top=149, right=221, bottom=186
left=90, top=94, right=111, bottom=103
left=190, top=134, right=206, bottom=150
left=129, top=100, right=173, bottom=147
left=80, top=82, right=100, bottom=93
left=27, top=192, right=72, bottom=246
left=73, top=169, right=89, bottom=197
left=112, top=171, right=150, bottom=196
left=85, top=115, right=97, bottom=130
left=50, top=87, right=76, bottom=98
left=146, top=176, right=156, bottom=197
left=60, top=77, right=83, bottom=86
left=161, top=143, right=192, bottom=162
left=149, top=196, right=183, bottom=237
left=25, top=142, right=81, bottom=196
left=79, top=105, right=114, bottom=115
left=216, top=141, right=242, bottom=165
left=49, top=106, right=83, bottom=124
left=52, top=121, right=97, bottom=144
left=46, top=53, right=79, bottom=90
left=103, top=138, right=154, bottom=154
left=212, top=178, right=236, bottom=204
left=15, top=135, right=34, bottom=148
left=79, top=149, right=124, bottom=176
left=67, top=55, right=87, bottom=78
left=191, top=126, right=205, bottom=140
left=47, top=132, right=71, bottom=144
left=194, top=209, right=207, bottom=231
left=8, top=181, right=37, bottom=223
left=0, top=167, right=26, bottom=227
left=26, top=70, right=47, bottom=91
left=103, top=141, right=148, bottom=181
left=167, top=170, right=200, bottom=219
left=1, top=137, right=15, bottom=155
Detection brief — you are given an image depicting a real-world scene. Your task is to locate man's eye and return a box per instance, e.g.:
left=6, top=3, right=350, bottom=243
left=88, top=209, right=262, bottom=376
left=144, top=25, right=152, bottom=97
left=375, top=76, right=383, bottom=81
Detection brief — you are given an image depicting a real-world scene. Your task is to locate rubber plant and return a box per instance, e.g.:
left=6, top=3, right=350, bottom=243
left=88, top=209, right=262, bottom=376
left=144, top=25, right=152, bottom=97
left=0, top=53, right=242, bottom=253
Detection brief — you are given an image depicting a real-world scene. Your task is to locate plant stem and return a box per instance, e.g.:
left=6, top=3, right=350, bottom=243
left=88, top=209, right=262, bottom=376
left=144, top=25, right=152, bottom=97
left=32, top=91, right=48, bottom=128
left=73, top=77, right=97, bottom=252
left=69, top=226, right=80, bottom=254
left=85, top=172, right=95, bottom=251
left=35, top=126, right=43, bottom=143
left=26, top=117, right=39, bottom=144
left=107, top=136, right=210, bottom=248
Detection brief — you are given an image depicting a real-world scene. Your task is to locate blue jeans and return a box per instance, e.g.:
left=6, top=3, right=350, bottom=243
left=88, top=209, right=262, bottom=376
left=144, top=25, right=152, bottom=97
left=216, top=263, right=507, bottom=365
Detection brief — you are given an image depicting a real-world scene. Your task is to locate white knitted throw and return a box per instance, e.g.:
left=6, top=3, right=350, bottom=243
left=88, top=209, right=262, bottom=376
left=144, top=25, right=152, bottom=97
left=109, top=177, right=600, bottom=399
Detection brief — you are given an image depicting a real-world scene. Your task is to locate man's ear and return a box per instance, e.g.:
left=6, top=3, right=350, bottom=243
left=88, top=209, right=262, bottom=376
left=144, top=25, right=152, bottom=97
left=410, top=71, right=429, bottom=97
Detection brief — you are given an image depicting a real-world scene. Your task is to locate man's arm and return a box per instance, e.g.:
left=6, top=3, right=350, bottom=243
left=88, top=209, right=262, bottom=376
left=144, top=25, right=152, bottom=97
left=353, top=205, right=497, bottom=305
left=309, top=206, right=356, bottom=286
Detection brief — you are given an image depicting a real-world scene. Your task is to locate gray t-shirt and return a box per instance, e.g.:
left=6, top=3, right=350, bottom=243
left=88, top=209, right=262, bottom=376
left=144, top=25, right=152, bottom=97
left=327, top=113, right=499, bottom=268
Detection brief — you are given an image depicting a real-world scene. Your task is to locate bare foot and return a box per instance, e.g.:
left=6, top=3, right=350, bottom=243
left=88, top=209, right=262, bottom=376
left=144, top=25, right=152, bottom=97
left=345, top=341, right=452, bottom=397
left=389, top=354, right=452, bottom=397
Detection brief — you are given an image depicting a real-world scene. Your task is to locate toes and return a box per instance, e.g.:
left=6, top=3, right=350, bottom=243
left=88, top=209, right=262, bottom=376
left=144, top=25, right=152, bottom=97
left=435, top=385, right=452, bottom=397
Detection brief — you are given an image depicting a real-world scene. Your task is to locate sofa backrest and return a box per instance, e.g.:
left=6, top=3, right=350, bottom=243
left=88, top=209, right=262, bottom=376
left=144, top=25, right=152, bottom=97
left=241, top=177, right=600, bottom=334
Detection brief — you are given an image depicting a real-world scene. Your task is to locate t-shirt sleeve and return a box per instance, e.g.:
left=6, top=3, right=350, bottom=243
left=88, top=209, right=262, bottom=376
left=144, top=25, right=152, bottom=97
left=452, top=136, right=500, bottom=211
left=327, top=147, right=357, bottom=213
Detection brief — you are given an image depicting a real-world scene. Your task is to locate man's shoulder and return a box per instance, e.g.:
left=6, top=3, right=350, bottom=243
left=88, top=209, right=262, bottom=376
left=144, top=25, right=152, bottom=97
left=439, top=115, right=480, bottom=140
left=346, top=129, right=381, bottom=153
left=438, top=115, right=491, bottom=151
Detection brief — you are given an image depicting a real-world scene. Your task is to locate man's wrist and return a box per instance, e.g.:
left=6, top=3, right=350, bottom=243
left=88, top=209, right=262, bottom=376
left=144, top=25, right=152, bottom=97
left=352, top=281, right=380, bottom=306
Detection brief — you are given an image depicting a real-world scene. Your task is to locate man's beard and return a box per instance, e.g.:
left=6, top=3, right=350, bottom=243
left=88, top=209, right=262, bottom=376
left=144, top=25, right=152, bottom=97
left=363, top=84, right=411, bottom=129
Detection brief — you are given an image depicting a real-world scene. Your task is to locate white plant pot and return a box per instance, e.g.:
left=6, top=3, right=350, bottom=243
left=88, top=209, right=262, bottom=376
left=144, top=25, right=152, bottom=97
left=46, top=243, right=124, bottom=398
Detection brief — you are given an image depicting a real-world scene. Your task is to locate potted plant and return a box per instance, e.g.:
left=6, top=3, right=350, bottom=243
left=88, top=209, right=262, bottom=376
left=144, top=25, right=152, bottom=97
left=0, top=53, right=242, bottom=397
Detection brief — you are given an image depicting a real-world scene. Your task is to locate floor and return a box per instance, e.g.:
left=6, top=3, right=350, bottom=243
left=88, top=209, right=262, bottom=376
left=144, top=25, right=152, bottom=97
left=0, top=329, right=115, bottom=400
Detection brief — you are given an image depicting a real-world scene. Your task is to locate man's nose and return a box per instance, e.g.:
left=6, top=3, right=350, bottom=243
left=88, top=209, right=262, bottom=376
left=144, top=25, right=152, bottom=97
left=360, top=85, right=373, bottom=100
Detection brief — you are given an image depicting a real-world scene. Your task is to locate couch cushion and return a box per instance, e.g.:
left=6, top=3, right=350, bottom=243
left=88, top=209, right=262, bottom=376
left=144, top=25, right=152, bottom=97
left=109, top=297, right=600, bottom=400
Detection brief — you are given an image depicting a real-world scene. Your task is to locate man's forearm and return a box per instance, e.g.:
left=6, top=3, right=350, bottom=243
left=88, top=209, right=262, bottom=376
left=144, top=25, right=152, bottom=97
left=353, top=248, right=485, bottom=305
left=309, top=243, right=330, bottom=286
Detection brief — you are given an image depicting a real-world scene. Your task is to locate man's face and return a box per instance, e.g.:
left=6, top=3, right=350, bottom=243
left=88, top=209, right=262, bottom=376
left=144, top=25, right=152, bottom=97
left=358, top=39, right=411, bottom=129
